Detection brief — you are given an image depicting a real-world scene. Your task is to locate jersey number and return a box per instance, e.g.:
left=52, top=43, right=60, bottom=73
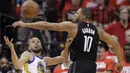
left=84, top=36, right=93, bottom=52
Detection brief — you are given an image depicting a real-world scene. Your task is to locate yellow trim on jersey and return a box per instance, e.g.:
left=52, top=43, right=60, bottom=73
left=24, top=63, right=31, bottom=73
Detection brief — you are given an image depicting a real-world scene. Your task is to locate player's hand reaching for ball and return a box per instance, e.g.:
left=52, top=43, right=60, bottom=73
left=12, top=21, right=25, bottom=28
left=4, top=36, right=14, bottom=50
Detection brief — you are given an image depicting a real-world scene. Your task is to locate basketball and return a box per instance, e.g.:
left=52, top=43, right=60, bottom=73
left=21, top=0, right=39, bottom=18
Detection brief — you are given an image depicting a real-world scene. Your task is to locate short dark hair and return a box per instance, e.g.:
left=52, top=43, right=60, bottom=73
left=81, top=8, right=92, bottom=19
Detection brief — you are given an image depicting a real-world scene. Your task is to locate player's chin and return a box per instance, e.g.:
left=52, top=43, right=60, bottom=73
left=31, top=48, right=42, bottom=53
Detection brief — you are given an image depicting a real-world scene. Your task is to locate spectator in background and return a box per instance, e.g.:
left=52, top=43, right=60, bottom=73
left=108, top=0, right=117, bottom=9
left=53, top=57, right=71, bottom=73
left=85, top=0, right=97, bottom=8
left=0, top=57, right=13, bottom=73
left=125, top=29, right=130, bottom=43
left=91, top=0, right=116, bottom=28
left=105, top=6, right=130, bottom=47
left=62, top=0, right=84, bottom=21
left=118, top=0, right=130, bottom=8
left=0, top=0, right=14, bottom=14
left=96, top=41, right=115, bottom=73
left=120, top=43, right=130, bottom=73
left=0, top=45, right=11, bottom=61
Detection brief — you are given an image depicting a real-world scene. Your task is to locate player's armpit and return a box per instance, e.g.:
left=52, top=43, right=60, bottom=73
left=18, top=51, right=31, bottom=69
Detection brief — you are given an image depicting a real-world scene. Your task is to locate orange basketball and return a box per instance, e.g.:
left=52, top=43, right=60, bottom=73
left=21, top=0, right=39, bottom=18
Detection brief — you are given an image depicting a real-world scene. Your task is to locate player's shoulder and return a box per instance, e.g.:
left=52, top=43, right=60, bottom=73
left=61, top=21, right=75, bottom=25
left=61, top=21, right=72, bottom=23
left=61, top=21, right=77, bottom=30
left=21, top=51, right=32, bottom=57
left=22, top=51, right=31, bottom=54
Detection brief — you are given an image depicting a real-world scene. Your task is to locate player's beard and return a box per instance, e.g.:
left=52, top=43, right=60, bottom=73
left=31, top=48, right=42, bottom=53
left=1, top=66, right=9, bottom=73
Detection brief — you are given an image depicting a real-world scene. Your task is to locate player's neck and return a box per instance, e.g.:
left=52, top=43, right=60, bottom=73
left=32, top=52, right=41, bottom=57
left=36, top=53, right=41, bottom=56
left=81, top=19, right=92, bottom=23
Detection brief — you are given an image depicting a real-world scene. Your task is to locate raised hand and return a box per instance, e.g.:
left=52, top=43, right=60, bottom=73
left=12, top=21, right=25, bottom=28
left=4, top=36, right=14, bottom=49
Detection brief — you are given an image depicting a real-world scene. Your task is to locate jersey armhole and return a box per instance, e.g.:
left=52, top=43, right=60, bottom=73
left=28, top=55, right=35, bottom=64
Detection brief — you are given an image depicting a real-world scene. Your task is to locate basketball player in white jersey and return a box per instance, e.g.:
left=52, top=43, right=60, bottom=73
left=4, top=36, right=72, bottom=73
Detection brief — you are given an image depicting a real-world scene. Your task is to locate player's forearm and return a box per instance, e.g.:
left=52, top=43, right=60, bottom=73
left=47, top=50, right=69, bottom=66
left=63, top=44, right=70, bottom=60
left=47, top=56, right=65, bottom=66
left=24, top=21, right=50, bottom=30
left=113, top=44, right=123, bottom=64
left=10, top=48, right=21, bottom=69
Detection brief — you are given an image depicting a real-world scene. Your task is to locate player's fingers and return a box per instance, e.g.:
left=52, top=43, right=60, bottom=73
left=12, top=24, right=16, bottom=28
left=4, top=36, right=7, bottom=43
left=10, top=38, right=13, bottom=43
left=4, top=36, right=9, bottom=44
left=13, top=24, right=17, bottom=28
left=12, top=22, right=18, bottom=28
left=6, top=37, right=10, bottom=44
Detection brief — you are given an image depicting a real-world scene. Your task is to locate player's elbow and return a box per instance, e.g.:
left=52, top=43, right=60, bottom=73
left=13, top=63, right=23, bottom=70
left=112, top=41, right=120, bottom=49
left=61, top=56, right=67, bottom=62
left=14, top=65, right=22, bottom=70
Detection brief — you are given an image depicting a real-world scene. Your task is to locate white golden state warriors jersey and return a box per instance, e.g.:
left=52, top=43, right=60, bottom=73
left=22, top=55, right=46, bottom=73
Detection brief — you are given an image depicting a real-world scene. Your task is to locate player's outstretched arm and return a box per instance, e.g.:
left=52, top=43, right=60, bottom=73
left=4, top=36, right=30, bottom=69
left=44, top=36, right=73, bottom=66
left=12, top=21, right=76, bottom=32
left=97, top=27, right=123, bottom=71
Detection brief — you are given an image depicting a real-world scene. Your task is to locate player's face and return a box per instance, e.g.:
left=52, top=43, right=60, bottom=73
left=73, top=8, right=82, bottom=22
left=124, top=45, right=130, bottom=57
left=29, top=37, right=42, bottom=53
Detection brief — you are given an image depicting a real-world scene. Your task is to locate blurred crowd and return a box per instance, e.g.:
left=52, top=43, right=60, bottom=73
left=0, top=0, right=130, bottom=73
